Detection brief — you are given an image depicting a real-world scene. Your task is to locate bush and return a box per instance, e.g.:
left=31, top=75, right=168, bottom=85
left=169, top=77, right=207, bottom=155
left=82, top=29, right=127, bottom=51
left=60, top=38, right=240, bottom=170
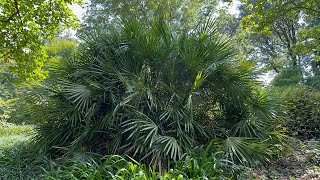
left=305, top=75, right=320, bottom=90
left=271, top=67, right=303, bottom=87
left=31, top=17, right=286, bottom=173
left=272, top=85, right=320, bottom=139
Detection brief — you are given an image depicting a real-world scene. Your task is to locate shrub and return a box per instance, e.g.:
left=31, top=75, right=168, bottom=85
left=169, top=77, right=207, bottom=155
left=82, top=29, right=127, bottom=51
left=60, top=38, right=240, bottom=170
left=305, top=75, right=320, bottom=90
left=271, top=67, right=303, bottom=87
left=272, top=85, right=320, bottom=139
left=32, top=17, right=286, bottom=172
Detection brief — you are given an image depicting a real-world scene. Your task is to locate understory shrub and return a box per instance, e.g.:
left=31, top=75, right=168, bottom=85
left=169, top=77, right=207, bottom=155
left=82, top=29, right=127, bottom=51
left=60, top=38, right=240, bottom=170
left=271, top=67, right=304, bottom=87
left=305, top=75, right=320, bottom=90
left=0, top=141, right=234, bottom=179
left=31, top=16, right=287, bottom=175
left=272, top=85, right=320, bottom=139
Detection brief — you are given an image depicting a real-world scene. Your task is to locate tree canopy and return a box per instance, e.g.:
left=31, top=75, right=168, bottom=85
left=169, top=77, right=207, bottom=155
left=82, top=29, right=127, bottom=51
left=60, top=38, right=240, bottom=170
left=81, top=0, right=222, bottom=33
left=0, top=0, right=81, bottom=80
left=240, top=0, right=320, bottom=78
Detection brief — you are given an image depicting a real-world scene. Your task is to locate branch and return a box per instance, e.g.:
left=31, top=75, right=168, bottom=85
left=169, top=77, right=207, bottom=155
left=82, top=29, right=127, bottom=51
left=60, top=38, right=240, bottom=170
left=14, top=0, right=22, bottom=21
left=290, top=1, right=320, bottom=14
left=0, top=12, right=18, bottom=23
left=271, top=1, right=320, bottom=22
left=13, top=0, right=28, bottom=42
left=0, top=0, right=22, bottom=23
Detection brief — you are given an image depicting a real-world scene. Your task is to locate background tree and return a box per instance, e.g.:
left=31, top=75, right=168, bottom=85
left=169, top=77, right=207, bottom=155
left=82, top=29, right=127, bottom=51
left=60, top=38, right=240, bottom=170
left=0, top=0, right=81, bottom=81
left=240, top=0, right=320, bottom=86
left=80, top=0, right=222, bottom=33
left=0, top=37, right=78, bottom=122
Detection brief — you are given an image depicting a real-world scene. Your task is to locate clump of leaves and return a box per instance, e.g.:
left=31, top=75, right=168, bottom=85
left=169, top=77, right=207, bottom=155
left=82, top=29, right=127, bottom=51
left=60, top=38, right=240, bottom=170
left=272, top=85, right=320, bottom=139
left=271, top=67, right=304, bottom=87
left=0, top=0, right=81, bottom=81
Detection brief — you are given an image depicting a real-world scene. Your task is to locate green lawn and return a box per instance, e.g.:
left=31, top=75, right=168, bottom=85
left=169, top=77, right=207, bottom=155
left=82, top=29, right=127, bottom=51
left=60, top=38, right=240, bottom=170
left=0, top=122, right=34, bottom=148
left=0, top=122, right=43, bottom=179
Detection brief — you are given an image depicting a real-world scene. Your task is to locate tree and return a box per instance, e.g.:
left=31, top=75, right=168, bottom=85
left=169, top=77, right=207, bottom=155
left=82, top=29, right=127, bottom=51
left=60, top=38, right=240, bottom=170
left=0, top=37, right=79, bottom=123
left=239, top=0, right=302, bottom=73
left=0, top=0, right=81, bottom=81
left=80, top=0, right=221, bottom=33
left=240, top=0, right=320, bottom=79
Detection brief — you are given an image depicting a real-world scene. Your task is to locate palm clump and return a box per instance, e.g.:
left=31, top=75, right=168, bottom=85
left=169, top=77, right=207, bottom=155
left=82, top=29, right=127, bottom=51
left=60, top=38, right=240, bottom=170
left=34, top=17, right=287, bottom=170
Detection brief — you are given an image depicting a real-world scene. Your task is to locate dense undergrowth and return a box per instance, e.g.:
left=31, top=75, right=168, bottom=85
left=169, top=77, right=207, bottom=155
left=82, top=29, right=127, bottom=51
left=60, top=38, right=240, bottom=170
left=0, top=123, right=234, bottom=179
left=0, top=123, right=319, bottom=179
left=271, top=85, right=320, bottom=139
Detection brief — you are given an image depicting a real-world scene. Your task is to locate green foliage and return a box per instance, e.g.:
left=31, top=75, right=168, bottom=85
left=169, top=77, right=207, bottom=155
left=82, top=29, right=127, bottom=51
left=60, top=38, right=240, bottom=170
left=43, top=155, right=153, bottom=180
left=32, top=16, right=286, bottom=172
left=0, top=122, right=34, bottom=148
left=240, top=0, right=320, bottom=77
left=305, top=75, right=320, bottom=90
left=0, top=122, right=34, bottom=136
left=0, top=0, right=81, bottom=80
left=0, top=37, right=78, bottom=124
left=0, top=141, right=48, bottom=179
left=1, top=1, right=319, bottom=179
left=271, top=67, right=304, bottom=87
left=44, top=37, right=78, bottom=60
left=0, top=122, right=232, bottom=179
left=81, top=0, right=220, bottom=33
left=43, top=154, right=233, bottom=180
left=272, top=85, right=320, bottom=139
left=0, top=122, right=46, bottom=179
left=42, top=141, right=234, bottom=179
left=0, top=64, right=17, bottom=115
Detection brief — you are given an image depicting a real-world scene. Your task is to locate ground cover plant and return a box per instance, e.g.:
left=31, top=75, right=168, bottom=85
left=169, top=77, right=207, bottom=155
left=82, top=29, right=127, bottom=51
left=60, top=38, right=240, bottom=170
left=0, top=122, right=44, bottom=179
left=0, top=122, right=34, bottom=148
left=0, top=122, right=233, bottom=179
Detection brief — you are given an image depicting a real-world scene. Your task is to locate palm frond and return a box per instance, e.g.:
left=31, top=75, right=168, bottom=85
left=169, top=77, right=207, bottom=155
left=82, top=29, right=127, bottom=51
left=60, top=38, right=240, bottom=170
left=155, top=136, right=182, bottom=161
left=60, top=82, right=92, bottom=112
left=223, top=137, right=269, bottom=167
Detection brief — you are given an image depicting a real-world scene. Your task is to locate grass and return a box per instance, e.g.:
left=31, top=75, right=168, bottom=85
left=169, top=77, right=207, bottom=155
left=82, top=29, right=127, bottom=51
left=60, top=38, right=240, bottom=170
left=0, top=122, right=43, bottom=179
left=0, top=122, right=34, bottom=148
left=0, top=135, right=31, bottom=149
left=0, top=121, right=34, bottom=135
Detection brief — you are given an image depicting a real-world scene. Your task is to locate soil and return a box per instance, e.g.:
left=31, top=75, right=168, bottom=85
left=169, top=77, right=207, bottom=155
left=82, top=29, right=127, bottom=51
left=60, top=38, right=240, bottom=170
left=253, top=139, right=320, bottom=180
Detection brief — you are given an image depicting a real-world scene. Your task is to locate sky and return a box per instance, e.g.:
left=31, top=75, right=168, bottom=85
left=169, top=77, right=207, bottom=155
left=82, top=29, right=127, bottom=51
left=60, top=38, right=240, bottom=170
left=69, top=4, right=86, bottom=22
